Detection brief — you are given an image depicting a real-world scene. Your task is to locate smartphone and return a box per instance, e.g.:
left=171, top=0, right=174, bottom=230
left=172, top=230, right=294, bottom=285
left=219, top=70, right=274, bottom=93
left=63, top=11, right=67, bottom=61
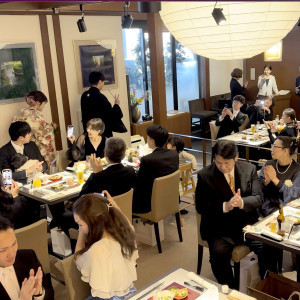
left=98, top=193, right=106, bottom=198
left=259, top=100, right=265, bottom=106
left=224, top=104, right=228, bottom=108
left=2, top=169, right=12, bottom=186
left=67, top=125, right=74, bottom=138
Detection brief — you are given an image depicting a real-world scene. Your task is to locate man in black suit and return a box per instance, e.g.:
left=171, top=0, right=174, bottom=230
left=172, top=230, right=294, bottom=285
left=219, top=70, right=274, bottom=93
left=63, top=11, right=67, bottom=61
left=132, top=124, right=179, bottom=214
left=216, top=95, right=246, bottom=138
left=80, top=137, right=136, bottom=197
left=81, top=71, right=123, bottom=137
left=195, top=140, right=266, bottom=288
left=0, top=217, right=54, bottom=300
left=0, top=121, right=47, bottom=182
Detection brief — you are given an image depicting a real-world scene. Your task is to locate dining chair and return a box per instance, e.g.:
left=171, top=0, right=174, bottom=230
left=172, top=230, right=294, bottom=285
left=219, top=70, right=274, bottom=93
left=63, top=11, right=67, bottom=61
left=58, top=150, right=70, bottom=172
left=113, top=188, right=133, bottom=224
left=195, top=199, right=251, bottom=290
left=133, top=170, right=182, bottom=253
left=15, top=219, right=51, bottom=274
left=59, top=254, right=90, bottom=300
left=179, top=163, right=195, bottom=211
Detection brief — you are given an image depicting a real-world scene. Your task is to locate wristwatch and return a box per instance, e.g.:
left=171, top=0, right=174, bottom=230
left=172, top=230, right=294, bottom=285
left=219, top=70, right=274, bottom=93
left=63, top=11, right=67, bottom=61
left=33, top=287, right=44, bottom=298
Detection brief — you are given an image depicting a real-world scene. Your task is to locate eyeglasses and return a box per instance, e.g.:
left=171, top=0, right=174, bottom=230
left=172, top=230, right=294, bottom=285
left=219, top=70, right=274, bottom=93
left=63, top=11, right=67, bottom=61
left=271, top=144, right=284, bottom=149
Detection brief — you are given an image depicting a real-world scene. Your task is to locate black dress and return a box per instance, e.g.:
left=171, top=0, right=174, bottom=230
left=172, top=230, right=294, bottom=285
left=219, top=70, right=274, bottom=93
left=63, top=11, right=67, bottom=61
left=267, top=122, right=298, bottom=144
left=230, top=78, right=246, bottom=100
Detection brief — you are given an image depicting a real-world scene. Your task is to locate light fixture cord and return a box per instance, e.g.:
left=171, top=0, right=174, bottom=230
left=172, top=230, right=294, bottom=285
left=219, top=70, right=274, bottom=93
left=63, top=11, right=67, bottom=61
left=80, top=4, right=84, bottom=19
left=214, top=1, right=217, bottom=9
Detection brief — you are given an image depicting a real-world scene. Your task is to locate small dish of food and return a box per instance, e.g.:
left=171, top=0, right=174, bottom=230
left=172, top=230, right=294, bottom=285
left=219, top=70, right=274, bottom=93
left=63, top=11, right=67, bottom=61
left=49, top=175, right=63, bottom=182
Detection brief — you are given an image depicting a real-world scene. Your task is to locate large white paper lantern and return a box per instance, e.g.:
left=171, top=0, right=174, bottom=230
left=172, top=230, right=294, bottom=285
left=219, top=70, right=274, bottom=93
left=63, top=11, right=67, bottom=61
left=160, top=1, right=300, bottom=60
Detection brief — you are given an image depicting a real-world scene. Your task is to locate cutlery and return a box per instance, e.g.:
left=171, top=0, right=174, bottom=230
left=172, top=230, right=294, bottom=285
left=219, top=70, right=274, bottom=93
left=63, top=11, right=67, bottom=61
left=136, top=281, right=165, bottom=300
left=184, top=281, right=204, bottom=292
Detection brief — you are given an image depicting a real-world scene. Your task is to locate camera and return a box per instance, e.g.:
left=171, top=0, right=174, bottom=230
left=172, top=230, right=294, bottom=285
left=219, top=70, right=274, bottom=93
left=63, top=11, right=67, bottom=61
left=142, top=114, right=153, bottom=121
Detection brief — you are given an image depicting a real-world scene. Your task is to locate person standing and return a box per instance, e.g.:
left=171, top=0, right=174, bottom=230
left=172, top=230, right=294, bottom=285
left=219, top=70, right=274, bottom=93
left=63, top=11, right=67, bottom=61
left=257, top=65, right=278, bottom=97
left=195, top=140, right=265, bottom=287
left=230, top=68, right=248, bottom=100
left=13, top=91, right=56, bottom=166
left=81, top=72, right=124, bottom=138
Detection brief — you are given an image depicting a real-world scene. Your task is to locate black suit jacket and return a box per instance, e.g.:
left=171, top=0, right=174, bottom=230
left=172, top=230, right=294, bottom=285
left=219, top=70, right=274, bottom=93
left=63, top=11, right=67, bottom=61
left=215, top=110, right=246, bottom=138
left=81, top=86, right=123, bottom=137
left=195, top=161, right=263, bottom=241
left=246, top=105, right=273, bottom=128
left=230, top=78, right=246, bottom=100
left=132, top=148, right=179, bottom=214
left=80, top=163, right=136, bottom=197
left=0, top=141, right=47, bottom=182
left=0, top=249, right=54, bottom=300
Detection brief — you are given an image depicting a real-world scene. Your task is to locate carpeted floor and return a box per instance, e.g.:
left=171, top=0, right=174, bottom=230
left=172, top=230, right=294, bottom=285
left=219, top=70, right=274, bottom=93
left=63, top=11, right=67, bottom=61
left=49, top=193, right=297, bottom=299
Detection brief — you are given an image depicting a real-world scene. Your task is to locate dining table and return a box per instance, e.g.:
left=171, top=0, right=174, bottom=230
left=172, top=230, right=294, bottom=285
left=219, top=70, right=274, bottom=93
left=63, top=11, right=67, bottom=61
left=129, top=267, right=255, bottom=300
left=244, top=202, right=300, bottom=282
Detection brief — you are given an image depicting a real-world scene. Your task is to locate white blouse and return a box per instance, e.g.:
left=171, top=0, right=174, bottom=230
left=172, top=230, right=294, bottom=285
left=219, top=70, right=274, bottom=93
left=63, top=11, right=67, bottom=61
left=76, top=238, right=138, bottom=298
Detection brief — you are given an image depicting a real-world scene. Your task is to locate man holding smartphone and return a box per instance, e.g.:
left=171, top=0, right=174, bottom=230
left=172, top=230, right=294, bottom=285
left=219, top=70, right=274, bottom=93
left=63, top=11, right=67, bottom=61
left=0, top=122, right=47, bottom=182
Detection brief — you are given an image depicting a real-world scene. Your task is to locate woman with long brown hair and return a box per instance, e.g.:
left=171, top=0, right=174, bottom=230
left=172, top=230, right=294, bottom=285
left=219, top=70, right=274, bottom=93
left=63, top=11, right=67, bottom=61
left=73, top=192, right=138, bottom=300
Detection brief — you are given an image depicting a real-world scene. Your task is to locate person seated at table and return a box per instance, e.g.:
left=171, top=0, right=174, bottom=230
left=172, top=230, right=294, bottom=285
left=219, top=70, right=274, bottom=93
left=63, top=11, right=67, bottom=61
left=132, top=124, right=179, bottom=214
left=258, top=136, right=300, bottom=217
left=79, top=137, right=136, bottom=197
left=73, top=192, right=138, bottom=300
left=264, top=108, right=298, bottom=144
left=67, top=118, right=106, bottom=164
left=195, top=140, right=266, bottom=288
left=0, top=217, right=54, bottom=300
left=11, top=153, right=43, bottom=181
left=167, top=136, right=197, bottom=171
left=216, top=95, right=246, bottom=139
left=246, top=96, right=273, bottom=128
left=0, top=175, right=38, bottom=229
left=0, top=121, right=47, bottom=183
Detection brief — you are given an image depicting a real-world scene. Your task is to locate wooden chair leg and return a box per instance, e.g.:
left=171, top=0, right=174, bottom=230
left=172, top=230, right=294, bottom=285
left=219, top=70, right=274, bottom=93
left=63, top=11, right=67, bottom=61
left=175, top=213, right=183, bottom=242
left=154, top=222, right=162, bottom=253
left=233, top=262, right=240, bottom=290
left=197, top=244, right=204, bottom=275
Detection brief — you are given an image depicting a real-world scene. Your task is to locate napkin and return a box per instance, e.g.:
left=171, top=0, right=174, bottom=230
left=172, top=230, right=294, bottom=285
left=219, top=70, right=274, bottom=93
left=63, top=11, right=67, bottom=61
left=139, top=144, right=153, bottom=157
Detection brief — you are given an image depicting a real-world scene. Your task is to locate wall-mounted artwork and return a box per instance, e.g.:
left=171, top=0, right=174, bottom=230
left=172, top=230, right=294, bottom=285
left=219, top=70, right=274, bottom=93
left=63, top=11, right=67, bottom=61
left=264, top=41, right=282, bottom=62
left=74, top=40, right=117, bottom=93
left=0, top=43, right=39, bottom=104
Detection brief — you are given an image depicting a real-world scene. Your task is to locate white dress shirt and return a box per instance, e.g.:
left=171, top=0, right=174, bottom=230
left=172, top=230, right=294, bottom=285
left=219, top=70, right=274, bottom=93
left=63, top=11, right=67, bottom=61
left=223, top=168, right=244, bottom=212
left=0, top=265, right=45, bottom=300
left=11, top=141, right=24, bottom=155
left=0, top=266, right=20, bottom=300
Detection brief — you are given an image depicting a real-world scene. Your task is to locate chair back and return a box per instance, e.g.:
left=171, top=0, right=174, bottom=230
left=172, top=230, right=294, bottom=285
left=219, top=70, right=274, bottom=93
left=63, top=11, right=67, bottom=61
left=113, top=189, right=133, bottom=223
left=150, top=170, right=180, bottom=222
left=238, top=114, right=249, bottom=132
left=59, top=255, right=90, bottom=300
left=15, top=219, right=50, bottom=274
left=58, top=150, right=70, bottom=172
left=209, top=120, right=220, bottom=146
left=194, top=194, right=209, bottom=248
left=189, top=99, right=204, bottom=114
left=179, top=163, right=195, bottom=196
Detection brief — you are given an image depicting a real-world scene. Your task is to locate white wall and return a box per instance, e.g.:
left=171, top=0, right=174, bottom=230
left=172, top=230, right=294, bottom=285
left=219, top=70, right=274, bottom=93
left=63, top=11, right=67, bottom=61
left=0, top=15, right=52, bottom=147
left=0, top=14, right=130, bottom=151
left=58, top=15, right=130, bottom=146
left=209, top=59, right=244, bottom=96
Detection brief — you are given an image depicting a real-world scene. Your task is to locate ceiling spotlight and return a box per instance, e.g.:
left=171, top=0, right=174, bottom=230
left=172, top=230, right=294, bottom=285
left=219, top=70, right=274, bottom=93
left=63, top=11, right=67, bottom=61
left=122, top=1, right=133, bottom=29
left=212, top=2, right=226, bottom=25
left=77, top=4, right=87, bottom=32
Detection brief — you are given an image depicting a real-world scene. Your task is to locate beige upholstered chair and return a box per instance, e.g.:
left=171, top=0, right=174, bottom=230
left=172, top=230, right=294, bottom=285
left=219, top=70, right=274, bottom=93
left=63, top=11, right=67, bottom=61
left=133, top=170, right=182, bottom=253
left=15, top=219, right=50, bottom=274
left=59, top=255, right=90, bottom=300
left=239, top=114, right=249, bottom=131
left=195, top=195, right=251, bottom=289
left=113, top=189, right=133, bottom=224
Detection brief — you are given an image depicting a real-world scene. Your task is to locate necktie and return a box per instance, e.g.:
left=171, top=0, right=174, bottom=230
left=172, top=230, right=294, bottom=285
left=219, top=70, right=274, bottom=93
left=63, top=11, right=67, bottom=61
left=228, top=174, right=235, bottom=194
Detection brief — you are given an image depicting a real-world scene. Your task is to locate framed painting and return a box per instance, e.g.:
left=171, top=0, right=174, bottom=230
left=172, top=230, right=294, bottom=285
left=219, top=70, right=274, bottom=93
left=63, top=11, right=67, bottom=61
left=0, top=42, right=39, bottom=104
left=264, top=41, right=282, bottom=62
left=74, top=40, right=118, bottom=93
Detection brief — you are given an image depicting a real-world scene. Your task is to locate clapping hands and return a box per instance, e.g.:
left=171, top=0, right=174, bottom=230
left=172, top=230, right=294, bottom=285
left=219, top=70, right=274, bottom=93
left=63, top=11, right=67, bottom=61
left=90, top=153, right=103, bottom=173
left=226, top=189, right=243, bottom=211
left=19, top=267, right=43, bottom=300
